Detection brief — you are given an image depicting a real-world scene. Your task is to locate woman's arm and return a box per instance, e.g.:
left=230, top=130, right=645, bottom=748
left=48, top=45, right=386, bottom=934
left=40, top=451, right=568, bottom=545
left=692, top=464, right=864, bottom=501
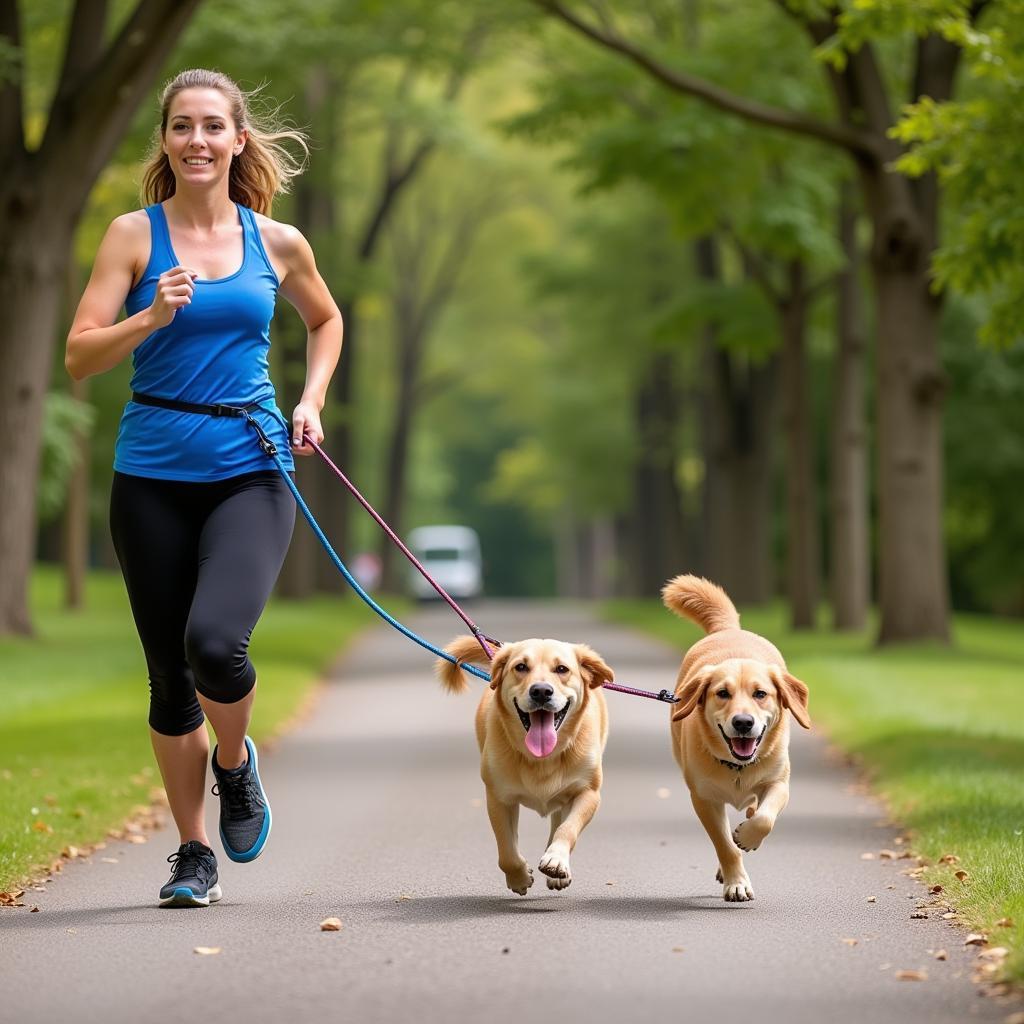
left=65, top=214, right=197, bottom=381
left=274, top=224, right=344, bottom=455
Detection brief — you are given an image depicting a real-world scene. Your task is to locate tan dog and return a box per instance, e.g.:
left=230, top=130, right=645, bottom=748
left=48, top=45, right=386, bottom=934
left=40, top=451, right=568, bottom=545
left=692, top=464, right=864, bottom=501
left=438, top=636, right=613, bottom=896
left=662, top=574, right=810, bottom=902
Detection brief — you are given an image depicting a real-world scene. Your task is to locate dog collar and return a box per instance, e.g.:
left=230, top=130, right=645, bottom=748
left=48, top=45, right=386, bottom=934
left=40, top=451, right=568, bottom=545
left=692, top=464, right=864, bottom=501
left=718, top=758, right=752, bottom=771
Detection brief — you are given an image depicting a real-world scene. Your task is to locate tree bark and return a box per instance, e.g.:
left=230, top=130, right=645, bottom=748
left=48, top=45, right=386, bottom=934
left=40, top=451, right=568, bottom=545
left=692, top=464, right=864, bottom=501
left=830, top=182, right=870, bottom=630
left=0, top=0, right=202, bottom=635
left=778, top=260, right=820, bottom=629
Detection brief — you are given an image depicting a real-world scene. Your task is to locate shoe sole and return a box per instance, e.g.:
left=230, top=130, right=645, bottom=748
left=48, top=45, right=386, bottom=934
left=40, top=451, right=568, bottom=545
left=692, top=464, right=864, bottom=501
left=159, top=883, right=223, bottom=908
left=220, top=735, right=272, bottom=863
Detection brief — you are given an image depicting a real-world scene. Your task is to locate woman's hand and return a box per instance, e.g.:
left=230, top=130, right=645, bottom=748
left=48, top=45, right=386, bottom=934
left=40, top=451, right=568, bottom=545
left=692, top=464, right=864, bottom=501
left=149, top=265, right=198, bottom=327
left=290, top=400, right=324, bottom=456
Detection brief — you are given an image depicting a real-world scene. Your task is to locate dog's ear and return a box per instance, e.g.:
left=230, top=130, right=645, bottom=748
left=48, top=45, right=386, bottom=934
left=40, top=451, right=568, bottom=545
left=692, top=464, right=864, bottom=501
left=671, top=667, right=716, bottom=722
left=772, top=668, right=811, bottom=729
left=488, top=645, right=513, bottom=690
left=574, top=645, right=614, bottom=689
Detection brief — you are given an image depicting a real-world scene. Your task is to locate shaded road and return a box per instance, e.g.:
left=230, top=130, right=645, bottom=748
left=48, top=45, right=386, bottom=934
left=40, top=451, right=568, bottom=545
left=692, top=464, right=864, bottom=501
left=1, top=601, right=1016, bottom=1023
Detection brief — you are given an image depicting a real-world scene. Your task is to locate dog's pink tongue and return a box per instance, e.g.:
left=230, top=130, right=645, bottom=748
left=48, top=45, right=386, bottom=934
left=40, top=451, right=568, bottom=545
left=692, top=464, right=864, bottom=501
left=732, top=737, right=757, bottom=759
left=525, top=710, right=557, bottom=758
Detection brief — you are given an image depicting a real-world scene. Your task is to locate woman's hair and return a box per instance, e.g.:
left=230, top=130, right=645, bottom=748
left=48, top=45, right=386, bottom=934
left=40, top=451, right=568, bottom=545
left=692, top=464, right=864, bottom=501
left=140, top=69, right=308, bottom=215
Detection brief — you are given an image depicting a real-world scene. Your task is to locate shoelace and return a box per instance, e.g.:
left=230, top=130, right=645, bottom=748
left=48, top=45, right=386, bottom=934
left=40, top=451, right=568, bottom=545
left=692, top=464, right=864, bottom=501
left=212, top=770, right=262, bottom=820
left=167, top=846, right=212, bottom=884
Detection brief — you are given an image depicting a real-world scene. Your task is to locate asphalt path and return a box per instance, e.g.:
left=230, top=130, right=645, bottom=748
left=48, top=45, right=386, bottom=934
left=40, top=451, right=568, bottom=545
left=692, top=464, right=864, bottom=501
left=1, top=600, right=1017, bottom=1024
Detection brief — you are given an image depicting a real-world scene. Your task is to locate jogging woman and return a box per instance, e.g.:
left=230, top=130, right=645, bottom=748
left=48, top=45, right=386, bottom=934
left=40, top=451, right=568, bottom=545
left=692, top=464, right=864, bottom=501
left=65, top=68, right=343, bottom=907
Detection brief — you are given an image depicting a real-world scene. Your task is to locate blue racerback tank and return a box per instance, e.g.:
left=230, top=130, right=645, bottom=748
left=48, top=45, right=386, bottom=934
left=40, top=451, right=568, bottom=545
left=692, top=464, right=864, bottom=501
left=114, top=202, right=294, bottom=480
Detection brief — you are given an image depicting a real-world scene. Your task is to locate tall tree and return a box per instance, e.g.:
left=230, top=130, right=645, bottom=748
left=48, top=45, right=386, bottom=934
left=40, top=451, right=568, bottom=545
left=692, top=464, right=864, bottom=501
left=532, top=0, right=987, bottom=641
left=0, top=0, right=202, bottom=635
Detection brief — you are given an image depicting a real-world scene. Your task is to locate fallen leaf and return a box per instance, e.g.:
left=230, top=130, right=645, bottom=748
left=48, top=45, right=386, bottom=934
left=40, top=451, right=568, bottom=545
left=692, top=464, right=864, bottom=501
left=964, top=933, right=988, bottom=946
left=895, top=969, right=928, bottom=982
left=929, top=885, right=943, bottom=894
left=62, top=846, right=80, bottom=860
left=910, top=911, right=928, bottom=919
left=867, top=896, right=877, bottom=903
left=193, top=946, right=221, bottom=955
left=933, top=950, right=947, bottom=961
left=319, top=917, right=343, bottom=932
left=841, top=938, right=858, bottom=946
left=954, top=869, right=969, bottom=882
left=995, top=918, right=1014, bottom=928
left=860, top=852, right=876, bottom=860
left=32, top=821, right=52, bottom=833
left=879, top=850, right=898, bottom=860
left=30, top=906, right=39, bottom=913
left=0, top=890, right=25, bottom=906
left=938, top=853, right=959, bottom=864
left=942, top=912, right=957, bottom=920
left=606, top=881, right=615, bottom=886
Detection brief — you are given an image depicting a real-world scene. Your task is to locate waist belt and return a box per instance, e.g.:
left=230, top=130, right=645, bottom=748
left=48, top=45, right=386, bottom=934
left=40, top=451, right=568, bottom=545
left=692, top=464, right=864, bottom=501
left=131, top=391, right=279, bottom=457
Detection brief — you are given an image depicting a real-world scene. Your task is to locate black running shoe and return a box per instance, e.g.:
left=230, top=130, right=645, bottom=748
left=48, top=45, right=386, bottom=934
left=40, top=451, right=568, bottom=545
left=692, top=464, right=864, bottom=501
left=211, top=735, right=271, bottom=862
left=159, top=840, right=221, bottom=908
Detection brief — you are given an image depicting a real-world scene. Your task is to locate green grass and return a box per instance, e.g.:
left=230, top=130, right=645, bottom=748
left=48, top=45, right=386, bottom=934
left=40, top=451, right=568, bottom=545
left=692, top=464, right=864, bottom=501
left=0, top=567, right=379, bottom=892
left=605, top=599, right=1024, bottom=984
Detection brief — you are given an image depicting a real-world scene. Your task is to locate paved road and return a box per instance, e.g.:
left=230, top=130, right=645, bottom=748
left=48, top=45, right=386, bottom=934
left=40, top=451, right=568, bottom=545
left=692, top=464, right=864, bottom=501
left=1, top=601, right=1016, bottom=1024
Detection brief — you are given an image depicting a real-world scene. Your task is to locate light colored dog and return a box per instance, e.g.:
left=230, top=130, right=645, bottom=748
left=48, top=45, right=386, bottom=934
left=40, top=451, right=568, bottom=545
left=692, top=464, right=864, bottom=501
left=662, top=574, right=810, bottom=902
left=438, top=636, right=613, bottom=896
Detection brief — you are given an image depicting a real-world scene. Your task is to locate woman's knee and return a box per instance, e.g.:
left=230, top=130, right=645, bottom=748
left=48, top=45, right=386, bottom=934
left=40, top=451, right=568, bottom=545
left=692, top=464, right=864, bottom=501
left=184, top=623, right=255, bottom=703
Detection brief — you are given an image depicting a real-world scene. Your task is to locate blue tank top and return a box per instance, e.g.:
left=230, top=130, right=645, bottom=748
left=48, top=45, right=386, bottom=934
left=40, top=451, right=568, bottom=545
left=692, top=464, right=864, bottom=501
left=114, top=202, right=294, bottom=480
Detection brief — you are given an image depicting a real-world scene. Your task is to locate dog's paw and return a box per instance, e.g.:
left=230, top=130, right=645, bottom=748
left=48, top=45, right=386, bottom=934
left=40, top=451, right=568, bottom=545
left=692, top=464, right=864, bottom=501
left=722, top=874, right=755, bottom=902
left=733, top=814, right=772, bottom=852
left=538, top=849, right=572, bottom=890
left=504, top=863, right=534, bottom=896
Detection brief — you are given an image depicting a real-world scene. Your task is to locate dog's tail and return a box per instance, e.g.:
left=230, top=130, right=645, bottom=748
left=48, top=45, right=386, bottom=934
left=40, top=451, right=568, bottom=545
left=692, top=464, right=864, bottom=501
left=436, top=635, right=493, bottom=695
left=661, top=574, right=740, bottom=634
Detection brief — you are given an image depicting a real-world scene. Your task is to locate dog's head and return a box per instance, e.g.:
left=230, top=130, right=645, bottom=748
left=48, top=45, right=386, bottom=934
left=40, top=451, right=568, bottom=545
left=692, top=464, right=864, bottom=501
left=671, top=659, right=810, bottom=764
left=488, top=638, right=613, bottom=759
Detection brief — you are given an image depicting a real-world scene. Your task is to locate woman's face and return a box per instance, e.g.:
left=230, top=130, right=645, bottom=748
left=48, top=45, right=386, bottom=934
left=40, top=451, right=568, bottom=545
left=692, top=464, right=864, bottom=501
left=162, top=87, right=246, bottom=189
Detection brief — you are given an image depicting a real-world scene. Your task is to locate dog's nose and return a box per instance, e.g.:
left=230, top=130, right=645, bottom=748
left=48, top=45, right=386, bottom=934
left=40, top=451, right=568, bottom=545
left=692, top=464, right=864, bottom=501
left=529, top=682, right=554, bottom=703
left=731, top=714, right=755, bottom=735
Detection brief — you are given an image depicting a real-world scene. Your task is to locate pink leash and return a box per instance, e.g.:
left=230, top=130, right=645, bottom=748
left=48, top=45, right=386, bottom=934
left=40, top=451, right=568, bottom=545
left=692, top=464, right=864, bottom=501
left=307, top=437, right=678, bottom=704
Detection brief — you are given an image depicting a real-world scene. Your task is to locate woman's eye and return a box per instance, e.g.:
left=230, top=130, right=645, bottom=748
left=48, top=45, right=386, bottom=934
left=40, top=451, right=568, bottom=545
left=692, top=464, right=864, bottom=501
left=716, top=688, right=730, bottom=699
left=555, top=665, right=570, bottom=675
left=754, top=689, right=768, bottom=700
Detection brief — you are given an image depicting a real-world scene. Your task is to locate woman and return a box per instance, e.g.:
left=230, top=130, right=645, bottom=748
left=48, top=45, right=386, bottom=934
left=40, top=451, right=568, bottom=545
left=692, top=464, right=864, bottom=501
left=66, top=69, right=343, bottom=907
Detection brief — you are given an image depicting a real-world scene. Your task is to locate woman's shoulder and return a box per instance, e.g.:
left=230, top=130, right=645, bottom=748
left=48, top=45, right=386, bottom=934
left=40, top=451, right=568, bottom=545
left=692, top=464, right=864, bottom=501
left=104, top=209, right=152, bottom=246
left=251, top=212, right=307, bottom=256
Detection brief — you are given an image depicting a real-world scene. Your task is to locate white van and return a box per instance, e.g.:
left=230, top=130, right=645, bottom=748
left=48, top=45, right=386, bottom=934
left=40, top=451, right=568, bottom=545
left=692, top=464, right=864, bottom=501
left=407, top=525, right=483, bottom=601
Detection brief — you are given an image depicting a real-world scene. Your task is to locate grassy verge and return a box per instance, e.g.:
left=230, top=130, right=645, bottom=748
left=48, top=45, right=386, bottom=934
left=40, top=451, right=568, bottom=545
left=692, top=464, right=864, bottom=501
left=605, top=599, right=1024, bottom=985
left=0, top=567, right=380, bottom=892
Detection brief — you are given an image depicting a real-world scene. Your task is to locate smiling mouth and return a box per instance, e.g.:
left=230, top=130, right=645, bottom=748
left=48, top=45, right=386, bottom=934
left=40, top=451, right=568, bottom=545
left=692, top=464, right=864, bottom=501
left=184, top=158, right=213, bottom=166
left=513, top=697, right=571, bottom=759
left=718, top=723, right=766, bottom=762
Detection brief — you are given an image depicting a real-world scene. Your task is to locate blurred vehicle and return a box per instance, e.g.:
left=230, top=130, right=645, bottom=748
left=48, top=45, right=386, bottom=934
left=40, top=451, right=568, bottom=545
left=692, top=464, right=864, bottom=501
left=407, top=525, right=483, bottom=601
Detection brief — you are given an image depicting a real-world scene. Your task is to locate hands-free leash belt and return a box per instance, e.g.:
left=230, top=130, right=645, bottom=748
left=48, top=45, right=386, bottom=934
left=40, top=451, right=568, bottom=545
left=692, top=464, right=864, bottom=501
left=131, top=391, right=279, bottom=457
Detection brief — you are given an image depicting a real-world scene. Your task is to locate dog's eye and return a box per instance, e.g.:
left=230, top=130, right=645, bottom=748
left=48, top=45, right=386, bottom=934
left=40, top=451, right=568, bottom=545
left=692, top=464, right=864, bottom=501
left=513, top=662, right=528, bottom=672
left=554, top=665, right=570, bottom=675
left=754, top=689, right=768, bottom=700
left=715, top=688, right=730, bottom=699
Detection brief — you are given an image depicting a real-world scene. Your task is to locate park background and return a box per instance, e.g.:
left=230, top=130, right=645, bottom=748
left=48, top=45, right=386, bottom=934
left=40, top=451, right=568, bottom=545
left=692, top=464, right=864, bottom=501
left=1, top=0, right=1022, bottom=992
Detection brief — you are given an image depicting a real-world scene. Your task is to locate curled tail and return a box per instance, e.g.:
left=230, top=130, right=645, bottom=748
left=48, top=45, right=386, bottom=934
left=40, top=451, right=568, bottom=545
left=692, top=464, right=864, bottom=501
left=436, top=635, right=493, bottom=694
left=661, top=574, right=740, bottom=634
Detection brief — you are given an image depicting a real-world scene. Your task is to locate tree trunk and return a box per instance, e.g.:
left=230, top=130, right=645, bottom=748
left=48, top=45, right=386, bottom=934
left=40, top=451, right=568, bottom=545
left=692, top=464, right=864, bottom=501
left=0, top=212, right=69, bottom=633
left=871, top=259, right=949, bottom=642
left=830, top=182, right=870, bottom=630
left=63, top=375, right=91, bottom=610
left=778, top=260, right=820, bottom=629
left=702, top=345, right=778, bottom=605
left=623, top=351, right=685, bottom=596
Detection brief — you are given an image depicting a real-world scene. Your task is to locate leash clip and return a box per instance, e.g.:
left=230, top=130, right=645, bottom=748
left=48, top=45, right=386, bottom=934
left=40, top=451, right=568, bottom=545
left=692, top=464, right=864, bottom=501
left=657, top=689, right=679, bottom=703
left=211, top=403, right=242, bottom=418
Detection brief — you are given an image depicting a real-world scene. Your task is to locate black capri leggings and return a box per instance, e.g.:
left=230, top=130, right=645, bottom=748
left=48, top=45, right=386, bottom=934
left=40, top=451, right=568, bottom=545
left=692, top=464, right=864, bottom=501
left=110, top=470, right=295, bottom=736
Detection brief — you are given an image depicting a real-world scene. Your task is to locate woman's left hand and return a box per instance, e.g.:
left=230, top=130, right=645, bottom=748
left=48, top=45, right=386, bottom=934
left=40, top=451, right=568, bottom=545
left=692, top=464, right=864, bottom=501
left=290, top=400, right=324, bottom=456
